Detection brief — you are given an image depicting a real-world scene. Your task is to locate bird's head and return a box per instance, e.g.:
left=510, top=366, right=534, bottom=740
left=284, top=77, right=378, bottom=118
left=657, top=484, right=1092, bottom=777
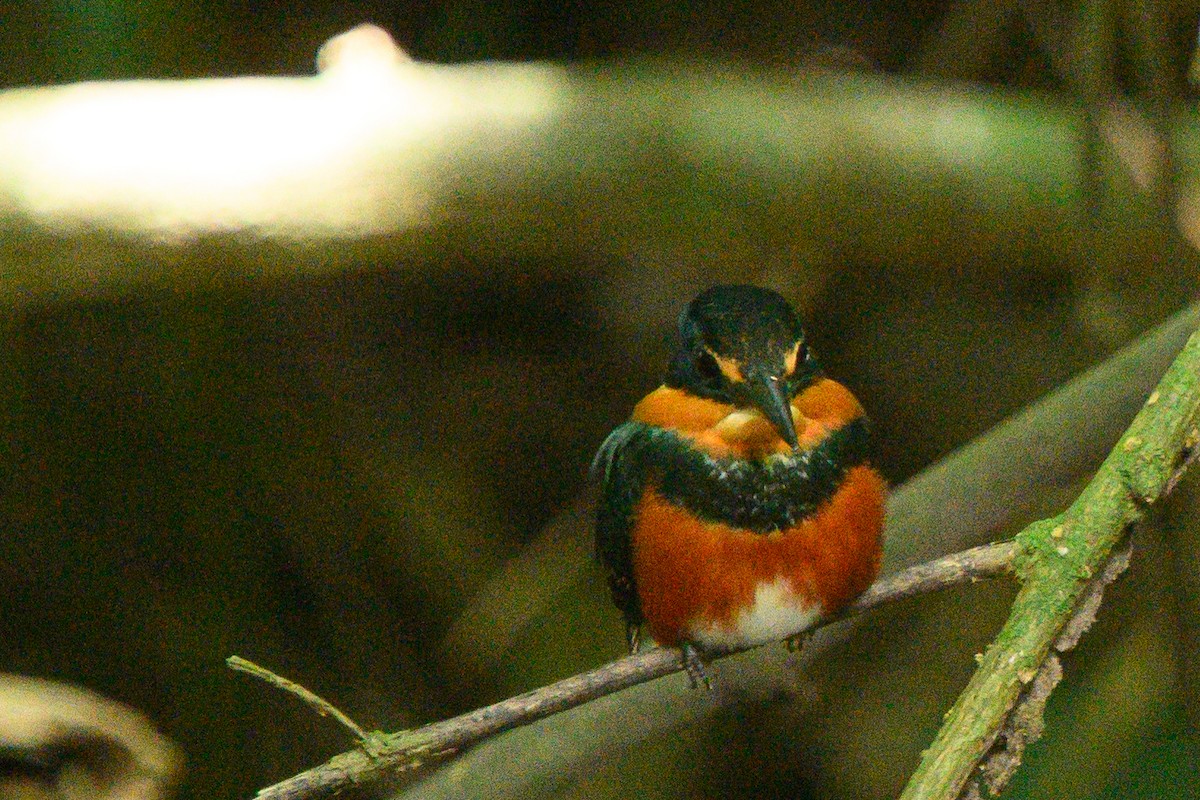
left=666, top=285, right=821, bottom=450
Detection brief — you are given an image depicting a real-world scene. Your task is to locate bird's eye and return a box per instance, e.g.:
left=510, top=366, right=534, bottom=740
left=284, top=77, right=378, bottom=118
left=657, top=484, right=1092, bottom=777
left=783, top=341, right=808, bottom=378
left=695, top=351, right=722, bottom=384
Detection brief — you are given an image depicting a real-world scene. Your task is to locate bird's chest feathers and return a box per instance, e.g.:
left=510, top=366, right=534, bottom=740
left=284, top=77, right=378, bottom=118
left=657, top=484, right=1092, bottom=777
left=615, top=415, right=870, bottom=534
left=631, top=492, right=827, bottom=647
left=630, top=465, right=886, bottom=648
left=688, top=572, right=822, bottom=650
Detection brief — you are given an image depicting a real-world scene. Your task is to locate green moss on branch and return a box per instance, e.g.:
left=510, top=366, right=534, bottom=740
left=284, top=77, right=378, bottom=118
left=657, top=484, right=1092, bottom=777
left=900, top=328, right=1200, bottom=800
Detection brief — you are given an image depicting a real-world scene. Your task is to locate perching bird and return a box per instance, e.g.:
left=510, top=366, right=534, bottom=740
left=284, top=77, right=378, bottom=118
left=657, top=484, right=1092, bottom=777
left=592, top=285, right=886, bottom=684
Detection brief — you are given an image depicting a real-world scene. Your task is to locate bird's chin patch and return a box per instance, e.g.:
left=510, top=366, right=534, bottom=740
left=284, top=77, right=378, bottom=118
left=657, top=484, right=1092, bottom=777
left=687, top=577, right=822, bottom=650
left=713, top=408, right=767, bottom=432
left=712, top=409, right=799, bottom=457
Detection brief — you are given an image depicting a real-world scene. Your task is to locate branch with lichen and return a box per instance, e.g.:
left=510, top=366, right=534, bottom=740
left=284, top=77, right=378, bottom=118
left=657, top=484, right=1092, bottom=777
left=242, top=541, right=1019, bottom=800
left=900, top=327, right=1200, bottom=800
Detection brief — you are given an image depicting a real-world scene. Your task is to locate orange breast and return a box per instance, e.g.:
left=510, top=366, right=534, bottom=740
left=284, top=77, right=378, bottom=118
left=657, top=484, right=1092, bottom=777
left=632, top=464, right=886, bottom=648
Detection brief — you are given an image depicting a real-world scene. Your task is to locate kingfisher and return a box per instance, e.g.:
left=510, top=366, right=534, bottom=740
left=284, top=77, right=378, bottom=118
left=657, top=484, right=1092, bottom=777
left=592, top=285, right=886, bottom=684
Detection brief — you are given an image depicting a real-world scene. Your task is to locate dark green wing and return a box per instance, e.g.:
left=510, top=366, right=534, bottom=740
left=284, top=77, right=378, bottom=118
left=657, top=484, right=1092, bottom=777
left=591, top=422, right=648, bottom=647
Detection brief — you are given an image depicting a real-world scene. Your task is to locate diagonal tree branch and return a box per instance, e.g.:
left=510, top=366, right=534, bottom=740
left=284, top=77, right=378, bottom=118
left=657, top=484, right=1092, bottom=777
left=247, top=541, right=1019, bottom=800
left=900, top=325, right=1200, bottom=800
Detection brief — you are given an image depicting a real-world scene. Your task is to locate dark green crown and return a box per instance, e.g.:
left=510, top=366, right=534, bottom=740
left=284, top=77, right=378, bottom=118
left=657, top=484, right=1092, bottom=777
left=667, top=285, right=819, bottom=401
left=665, top=285, right=820, bottom=450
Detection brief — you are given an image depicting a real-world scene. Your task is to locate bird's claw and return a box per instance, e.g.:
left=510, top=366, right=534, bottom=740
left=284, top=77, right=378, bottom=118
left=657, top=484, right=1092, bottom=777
left=784, top=630, right=813, bottom=653
left=626, top=623, right=642, bottom=655
left=681, top=642, right=712, bottom=690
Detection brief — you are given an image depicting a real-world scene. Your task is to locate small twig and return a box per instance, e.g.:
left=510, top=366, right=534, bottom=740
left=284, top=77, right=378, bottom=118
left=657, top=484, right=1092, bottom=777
left=227, top=656, right=370, bottom=743
left=848, top=541, right=1017, bottom=615
left=251, top=541, right=1018, bottom=800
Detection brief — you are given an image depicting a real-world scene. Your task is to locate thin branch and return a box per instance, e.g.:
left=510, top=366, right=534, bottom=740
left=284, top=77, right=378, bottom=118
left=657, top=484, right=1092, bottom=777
left=251, top=541, right=1018, bottom=800
left=849, top=541, right=1017, bottom=612
left=900, top=326, right=1200, bottom=800
left=226, top=656, right=370, bottom=743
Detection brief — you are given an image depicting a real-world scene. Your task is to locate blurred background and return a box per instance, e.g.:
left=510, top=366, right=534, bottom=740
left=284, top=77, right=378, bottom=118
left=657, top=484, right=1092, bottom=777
left=1, top=1, right=1199, bottom=799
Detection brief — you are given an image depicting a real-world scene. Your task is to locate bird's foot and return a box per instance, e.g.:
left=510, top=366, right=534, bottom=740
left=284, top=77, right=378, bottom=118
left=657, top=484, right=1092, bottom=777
left=626, top=623, right=642, bottom=655
left=680, top=642, right=712, bottom=690
left=784, top=630, right=813, bottom=653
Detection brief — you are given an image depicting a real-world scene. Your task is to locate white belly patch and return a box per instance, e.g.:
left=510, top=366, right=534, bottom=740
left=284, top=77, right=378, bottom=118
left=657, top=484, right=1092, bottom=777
left=688, top=577, right=822, bottom=650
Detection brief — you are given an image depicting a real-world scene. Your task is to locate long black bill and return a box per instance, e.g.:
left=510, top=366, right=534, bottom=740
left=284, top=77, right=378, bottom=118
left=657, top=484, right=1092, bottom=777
left=747, top=372, right=799, bottom=450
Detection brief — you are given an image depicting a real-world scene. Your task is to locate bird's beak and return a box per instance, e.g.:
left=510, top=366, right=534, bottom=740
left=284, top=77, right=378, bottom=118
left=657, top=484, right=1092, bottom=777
left=747, top=372, right=799, bottom=451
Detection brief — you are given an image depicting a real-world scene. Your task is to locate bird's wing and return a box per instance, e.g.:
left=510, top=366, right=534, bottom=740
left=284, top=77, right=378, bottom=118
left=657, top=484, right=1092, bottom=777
left=591, top=422, right=649, bottom=637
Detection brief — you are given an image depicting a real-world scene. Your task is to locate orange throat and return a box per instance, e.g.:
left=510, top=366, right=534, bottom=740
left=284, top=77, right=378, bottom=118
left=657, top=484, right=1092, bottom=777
left=630, top=377, right=867, bottom=459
